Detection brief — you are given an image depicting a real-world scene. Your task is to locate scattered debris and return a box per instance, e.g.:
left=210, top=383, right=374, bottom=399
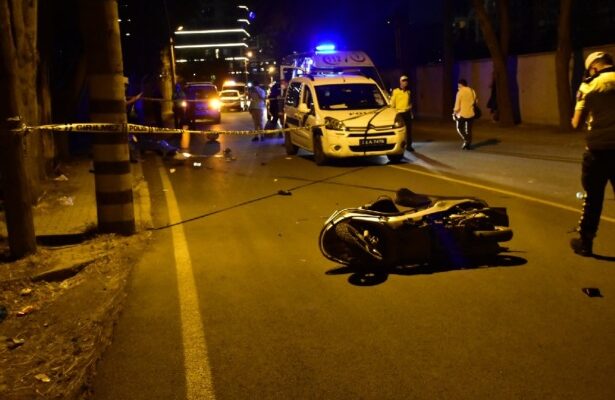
left=274, top=179, right=278, bottom=182
left=6, top=337, right=25, bottom=350
left=260, top=162, right=267, bottom=166
left=277, top=190, right=292, bottom=196
left=58, top=196, right=74, bottom=206
left=53, top=174, right=69, bottom=181
left=0, top=306, right=7, bottom=323
left=582, top=288, right=603, bottom=298
left=17, top=305, right=37, bottom=317
left=193, top=162, right=202, bottom=168
left=285, top=157, right=292, bottom=160
left=169, top=168, right=176, bottom=174
left=34, top=373, right=51, bottom=383
left=19, top=288, right=33, bottom=296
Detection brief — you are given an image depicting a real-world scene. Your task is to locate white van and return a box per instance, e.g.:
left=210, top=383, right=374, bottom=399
left=283, top=74, right=407, bottom=165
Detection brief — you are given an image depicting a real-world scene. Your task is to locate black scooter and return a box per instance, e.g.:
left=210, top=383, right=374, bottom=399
left=319, top=189, right=513, bottom=268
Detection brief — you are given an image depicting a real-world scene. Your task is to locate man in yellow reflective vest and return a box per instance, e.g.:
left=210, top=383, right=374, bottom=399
left=390, top=75, right=414, bottom=152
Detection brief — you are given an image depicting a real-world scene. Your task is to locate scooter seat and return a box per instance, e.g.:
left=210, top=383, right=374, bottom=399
left=364, top=196, right=400, bottom=213
left=395, top=188, right=432, bottom=208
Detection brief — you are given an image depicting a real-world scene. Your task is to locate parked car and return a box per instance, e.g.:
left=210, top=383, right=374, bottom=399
left=219, top=90, right=245, bottom=111
left=182, top=82, right=221, bottom=126
left=283, top=74, right=407, bottom=165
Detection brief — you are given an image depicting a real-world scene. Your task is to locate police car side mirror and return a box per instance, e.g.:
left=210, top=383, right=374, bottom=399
left=298, top=103, right=310, bottom=114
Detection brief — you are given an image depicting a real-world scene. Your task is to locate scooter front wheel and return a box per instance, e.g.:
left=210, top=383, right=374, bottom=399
left=334, top=222, right=384, bottom=264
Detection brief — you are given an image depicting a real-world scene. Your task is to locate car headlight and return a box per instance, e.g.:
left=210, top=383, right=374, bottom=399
left=393, top=114, right=405, bottom=128
left=325, top=117, right=346, bottom=131
left=209, top=98, right=221, bottom=110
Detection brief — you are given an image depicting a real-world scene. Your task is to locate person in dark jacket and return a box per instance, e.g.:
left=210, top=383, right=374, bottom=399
left=570, top=51, right=615, bottom=256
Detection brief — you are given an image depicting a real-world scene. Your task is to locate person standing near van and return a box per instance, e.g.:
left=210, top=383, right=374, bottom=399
left=570, top=51, right=615, bottom=256
left=453, top=79, right=477, bottom=150
left=390, top=75, right=414, bottom=152
left=249, top=82, right=267, bottom=141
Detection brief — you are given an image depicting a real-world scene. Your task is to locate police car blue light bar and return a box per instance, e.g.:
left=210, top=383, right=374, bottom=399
left=316, top=43, right=336, bottom=52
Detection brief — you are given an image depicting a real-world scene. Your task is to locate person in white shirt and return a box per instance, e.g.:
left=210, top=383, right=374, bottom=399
left=248, top=82, right=267, bottom=141
left=453, top=79, right=477, bottom=150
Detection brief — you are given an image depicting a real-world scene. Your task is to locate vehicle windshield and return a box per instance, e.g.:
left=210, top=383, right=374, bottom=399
left=186, top=86, right=217, bottom=99
left=222, top=85, right=246, bottom=95
left=220, top=90, right=240, bottom=97
left=315, top=84, right=386, bottom=110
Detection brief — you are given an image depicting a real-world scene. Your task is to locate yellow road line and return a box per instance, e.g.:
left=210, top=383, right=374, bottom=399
left=159, top=161, right=216, bottom=399
left=389, top=165, right=615, bottom=224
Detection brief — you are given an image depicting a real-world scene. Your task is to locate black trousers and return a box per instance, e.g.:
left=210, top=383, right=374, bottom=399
left=400, top=111, right=413, bottom=146
left=456, top=117, right=473, bottom=145
left=579, top=150, right=615, bottom=236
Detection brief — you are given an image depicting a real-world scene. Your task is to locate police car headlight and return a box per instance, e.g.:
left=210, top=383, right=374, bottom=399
left=393, top=114, right=405, bottom=128
left=325, top=117, right=346, bottom=131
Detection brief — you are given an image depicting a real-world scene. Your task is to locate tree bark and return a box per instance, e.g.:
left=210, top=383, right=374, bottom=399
left=0, top=0, right=38, bottom=257
left=441, top=0, right=455, bottom=119
left=80, top=0, right=135, bottom=235
left=555, top=0, right=574, bottom=131
left=471, top=0, right=516, bottom=125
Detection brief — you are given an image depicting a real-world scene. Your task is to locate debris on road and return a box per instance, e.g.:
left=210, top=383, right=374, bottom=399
left=277, top=190, right=292, bottom=196
left=19, top=288, right=33, bottom=296
left=0, top=306, right=7, bottom=323
left=582, top=288, right=603, bottom=298
left=53, top=174, right=69, bottom=181
left=169, top=168, right=176, bottom=174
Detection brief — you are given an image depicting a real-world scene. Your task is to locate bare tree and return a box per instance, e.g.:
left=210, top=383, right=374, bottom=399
left=0, top=0, right=39, bottom=257
left=441, top=0, right=454, bottom=119
left=555, top=0, right=574, bottom=130
left=471, top=0, right=516, bottom=125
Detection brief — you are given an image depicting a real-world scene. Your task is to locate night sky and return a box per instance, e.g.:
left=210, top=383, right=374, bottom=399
left=250, top=0, right=440, bottom=66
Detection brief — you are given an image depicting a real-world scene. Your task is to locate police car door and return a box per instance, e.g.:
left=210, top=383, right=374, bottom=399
left=284, top=82, right=305, bottom=146
left=301, top=86, right=318, bottom=151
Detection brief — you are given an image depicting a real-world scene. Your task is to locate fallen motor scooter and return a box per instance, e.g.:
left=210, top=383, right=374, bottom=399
left=319, top=189, right=513, bottom=268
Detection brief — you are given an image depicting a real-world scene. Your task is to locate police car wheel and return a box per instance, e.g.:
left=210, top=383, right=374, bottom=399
left=387, top=153, right=405, bottom=163
left=284, top=130, right=298, bottom=155
left=313, top=134, right=327, bottom=166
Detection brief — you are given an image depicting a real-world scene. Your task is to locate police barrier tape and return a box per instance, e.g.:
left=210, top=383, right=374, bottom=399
left=21, top=122, right=319, bottom=136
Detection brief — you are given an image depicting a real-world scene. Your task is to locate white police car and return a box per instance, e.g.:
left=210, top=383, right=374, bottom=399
left=283, top=74, right=406, bottom=165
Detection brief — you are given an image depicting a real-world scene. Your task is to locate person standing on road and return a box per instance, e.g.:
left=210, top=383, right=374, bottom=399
left=570, top=51, right=615, bottom=256
left=390, top=75, right=414, bottom=152
left=453, top=79, right=477, bottom=150
left=248, top=82, right=267, bottom=142
left=267, top=80, right=282, bottom=129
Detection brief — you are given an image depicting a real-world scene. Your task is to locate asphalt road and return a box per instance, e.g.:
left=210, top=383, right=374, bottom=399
left=93, top=112, right=615, bottom=400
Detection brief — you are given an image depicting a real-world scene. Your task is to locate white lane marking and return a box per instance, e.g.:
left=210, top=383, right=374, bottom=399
left=158, top=161, right=216, bottom=399
left=389, top=164, right=615, bottom=224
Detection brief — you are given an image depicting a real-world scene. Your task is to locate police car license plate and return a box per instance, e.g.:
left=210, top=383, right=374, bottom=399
left=360, top=138, right=386, bottom=146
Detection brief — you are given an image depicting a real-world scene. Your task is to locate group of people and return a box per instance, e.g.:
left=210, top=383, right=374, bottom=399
left=247, top=80, right=286, bottom=142
left=391, top=51, right=615, bottom=258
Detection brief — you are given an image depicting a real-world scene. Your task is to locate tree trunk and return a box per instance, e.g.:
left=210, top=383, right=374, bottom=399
left=0, top=0, right=38, bottom=257
left=471, top=0, right=516, bottom=125
left=441, top=0, right=455, bottom=119
left=80, top=0, right=135, bottom=235
left=160, top=48, right=174, bottom=128
left=555, top=0, right=574, bottom=131
left=497, top=0, right=510, bottom=59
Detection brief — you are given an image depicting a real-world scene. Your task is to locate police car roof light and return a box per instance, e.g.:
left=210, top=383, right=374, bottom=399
left=315, top=43, right=336, bottom=52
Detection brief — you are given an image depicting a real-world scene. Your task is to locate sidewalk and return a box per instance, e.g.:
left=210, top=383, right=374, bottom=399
left=414, top=118, right=585, bottom=157
left=0, top=158, right=151, bottom=238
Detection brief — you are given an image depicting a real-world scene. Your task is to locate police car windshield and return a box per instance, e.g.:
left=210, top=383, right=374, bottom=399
left=220, top=90, right=240, bottom=97
left=315, top=84, right=386, bottom=110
